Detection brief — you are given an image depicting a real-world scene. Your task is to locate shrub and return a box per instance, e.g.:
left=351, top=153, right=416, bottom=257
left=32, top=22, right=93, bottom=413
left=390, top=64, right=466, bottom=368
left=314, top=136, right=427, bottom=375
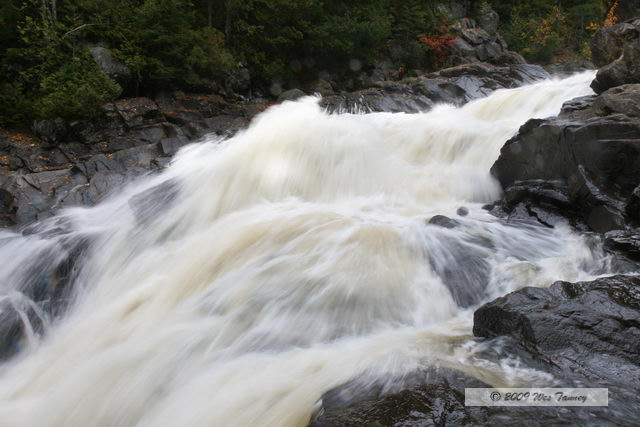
left=33, top=56, right=121, bottom=120
left=0, top=82, right=31, bottom=128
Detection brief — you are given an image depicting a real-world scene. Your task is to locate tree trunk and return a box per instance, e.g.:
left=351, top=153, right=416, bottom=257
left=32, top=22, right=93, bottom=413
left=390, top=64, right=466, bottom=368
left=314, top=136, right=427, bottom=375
left=207, top=0, right=212, bottom=27
left=225, top=0, right=234, bottom=41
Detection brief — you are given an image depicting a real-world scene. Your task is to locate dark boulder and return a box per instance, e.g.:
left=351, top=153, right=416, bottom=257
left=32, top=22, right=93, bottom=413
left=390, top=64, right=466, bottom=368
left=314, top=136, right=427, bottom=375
left=428, top=215, right=460, bottom=229
left=490, top=84, right=640, bottom=233
left=310, top=369, right=490, bottom=427
left=0, top=298, right=45, bottom=361
left=278, top=89, right=307, bottom=102
left=592, top=39, right=640, bottom=93
left=604, top=230, right=640, bottom=261
left=475, top=3, right=499, bottom=36
left=0, top=169, right=89, bottom=226
left=590, top=18, right=640, bottom=67
left=593, top=83, right=640, bottom=117
left=88, top=45, right=132, bottom=90
left=474, top=276, right=640, bottom=398
left=32, top=118, right=67, bottom=145
left=225, top=66, right=251, bottom=96
left=309, top=362, right=623, bottom=426
left=114, top=97, right=161, bottom=128
left=0, top=219, right=89, bottom=360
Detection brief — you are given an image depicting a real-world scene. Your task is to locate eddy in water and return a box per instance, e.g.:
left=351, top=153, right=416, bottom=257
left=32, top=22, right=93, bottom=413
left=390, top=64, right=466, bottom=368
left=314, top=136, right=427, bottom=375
left=0, top=72, right=616, bottom=426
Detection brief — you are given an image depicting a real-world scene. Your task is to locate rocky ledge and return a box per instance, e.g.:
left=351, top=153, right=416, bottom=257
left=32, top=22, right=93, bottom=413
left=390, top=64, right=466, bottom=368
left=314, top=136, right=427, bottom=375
left=488, top=18, right=640, bottom=262
left=488, top=83, right=640, bottom=235
left=0, top=61, right=548, bottom=229
left=311, top=275, right=640, bottom=425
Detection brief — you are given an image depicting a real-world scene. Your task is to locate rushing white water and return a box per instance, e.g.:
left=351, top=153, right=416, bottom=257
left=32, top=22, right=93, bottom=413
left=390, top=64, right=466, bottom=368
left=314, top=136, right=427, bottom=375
left=0, top=71, right=615, bottom=426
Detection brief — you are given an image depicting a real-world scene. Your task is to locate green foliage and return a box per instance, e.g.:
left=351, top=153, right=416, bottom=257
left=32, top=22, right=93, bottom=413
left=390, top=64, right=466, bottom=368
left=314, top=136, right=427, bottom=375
left=186, top=26, right=236, bottom=81
left=0, top=82, right=31, bottom=128
left=33, top=56, right=122, bottom=119
left=0, top=0, right=618, bottom=128
left=231, top=0, right=319, bottom=80
left=133, top=0, right=203, bottom=88
left=496, top=0, right=609, bottom=63
left=391, top=0, right=439, bottom=41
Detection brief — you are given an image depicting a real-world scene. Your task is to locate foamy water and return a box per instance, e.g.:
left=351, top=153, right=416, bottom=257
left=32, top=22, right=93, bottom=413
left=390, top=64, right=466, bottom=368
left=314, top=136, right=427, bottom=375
left=0, top=72, right=611, bottom=426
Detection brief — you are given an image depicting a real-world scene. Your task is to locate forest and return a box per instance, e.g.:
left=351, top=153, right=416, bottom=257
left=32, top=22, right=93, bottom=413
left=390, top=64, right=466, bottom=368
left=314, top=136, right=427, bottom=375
left=0, top=0, right=623, bottom=127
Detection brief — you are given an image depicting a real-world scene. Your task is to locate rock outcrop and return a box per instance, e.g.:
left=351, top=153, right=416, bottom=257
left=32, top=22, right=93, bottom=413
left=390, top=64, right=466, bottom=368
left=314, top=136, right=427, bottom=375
left=489, top=83, right=640, bottom=233
left=473, top=275, right=640, bottom=422
left=310, top=275, right=640, bottom=426
left=322, top=62, right=548, bottom=113
left=0, top=94, right=266, bottom=227
left=590, top=18, right=640, bottom=67
left=591, top=19, right=640, bottom=93
left=1, top=62, right=549, bottom=228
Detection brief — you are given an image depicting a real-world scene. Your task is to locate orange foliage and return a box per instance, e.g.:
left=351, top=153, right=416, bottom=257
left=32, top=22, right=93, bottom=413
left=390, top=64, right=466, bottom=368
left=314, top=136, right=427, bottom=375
left=418, top=33, right=456, bottom=67
left=604, top=0, right=619, bottom=27
left=587, top=0, right=619, bottom=31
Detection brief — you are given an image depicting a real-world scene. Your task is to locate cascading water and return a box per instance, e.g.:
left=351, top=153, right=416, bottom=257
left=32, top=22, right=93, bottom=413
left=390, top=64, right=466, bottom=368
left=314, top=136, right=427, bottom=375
left=0, top=71, right=617, bottom=426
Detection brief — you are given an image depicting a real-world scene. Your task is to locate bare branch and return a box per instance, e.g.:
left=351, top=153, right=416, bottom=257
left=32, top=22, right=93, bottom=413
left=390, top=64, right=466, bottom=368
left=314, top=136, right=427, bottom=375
left=62, top=23, right=111, bottom=39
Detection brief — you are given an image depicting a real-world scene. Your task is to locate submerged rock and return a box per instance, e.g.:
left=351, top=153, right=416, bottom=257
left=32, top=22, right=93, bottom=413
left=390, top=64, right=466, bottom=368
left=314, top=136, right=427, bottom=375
left=428, top=215, right=460, bottom=229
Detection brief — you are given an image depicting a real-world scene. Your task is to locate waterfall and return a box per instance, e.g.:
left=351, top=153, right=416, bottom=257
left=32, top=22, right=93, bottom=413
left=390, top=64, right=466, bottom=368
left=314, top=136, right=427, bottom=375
left=0, top=72, right=609, bottom=426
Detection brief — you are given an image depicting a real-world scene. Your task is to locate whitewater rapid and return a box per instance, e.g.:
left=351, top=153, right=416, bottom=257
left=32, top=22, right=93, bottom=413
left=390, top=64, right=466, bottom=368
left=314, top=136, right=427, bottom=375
left=0, top=72, right=613, bottom=426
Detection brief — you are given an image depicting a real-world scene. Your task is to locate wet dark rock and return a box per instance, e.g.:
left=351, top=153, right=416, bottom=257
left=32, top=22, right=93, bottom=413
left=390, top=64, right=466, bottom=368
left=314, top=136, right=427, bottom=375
left=115, top=97, right=161, bottom=127
left=428, top=215, right=460, bottom=229
left=426, top=216, right=493, bottom=308
left=309, top=363, right=623, bottom=426
left=278, top=89, right=306, bottom=102
left=0, top=299, right=45, bottom=361
left=487, top=179, right=590, bottom=229
left=32, top=118, right=67, bottom=145
left=592, top=39, right=640, bottom=93
left=322, top=63, right=549, bottom=114
left=474, top=275, right=640, bottom=382
left=490, top=83, right=640, bottom=233
left=544, top=60, right=595, bottom=77
left=461, top=28, right=492, bottom=46
left=309, top=276, right=640, bottom=426
left=456, top=207, right=469, bottom=216
left=590, top=19, right=640, bottom=67
left=432, top=243, right=490, bottom=308
left=626, top=184, right=640, bottom=225
left=0, top=169, right=89, bottom=225
left=604, top=230, right=640, bottom=262
left=593, top=83, right=640, bottom=118
left=1, top=92, right=264, bottom=227
left=129, top=179, right=179, bottom=226
left=310, top=369, right=490, bottom=427
left=477, top=275, right=640, bottom=348
left=475, top=3, right=499, bottom=36
left=312, top=79, right=334, bottom=96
